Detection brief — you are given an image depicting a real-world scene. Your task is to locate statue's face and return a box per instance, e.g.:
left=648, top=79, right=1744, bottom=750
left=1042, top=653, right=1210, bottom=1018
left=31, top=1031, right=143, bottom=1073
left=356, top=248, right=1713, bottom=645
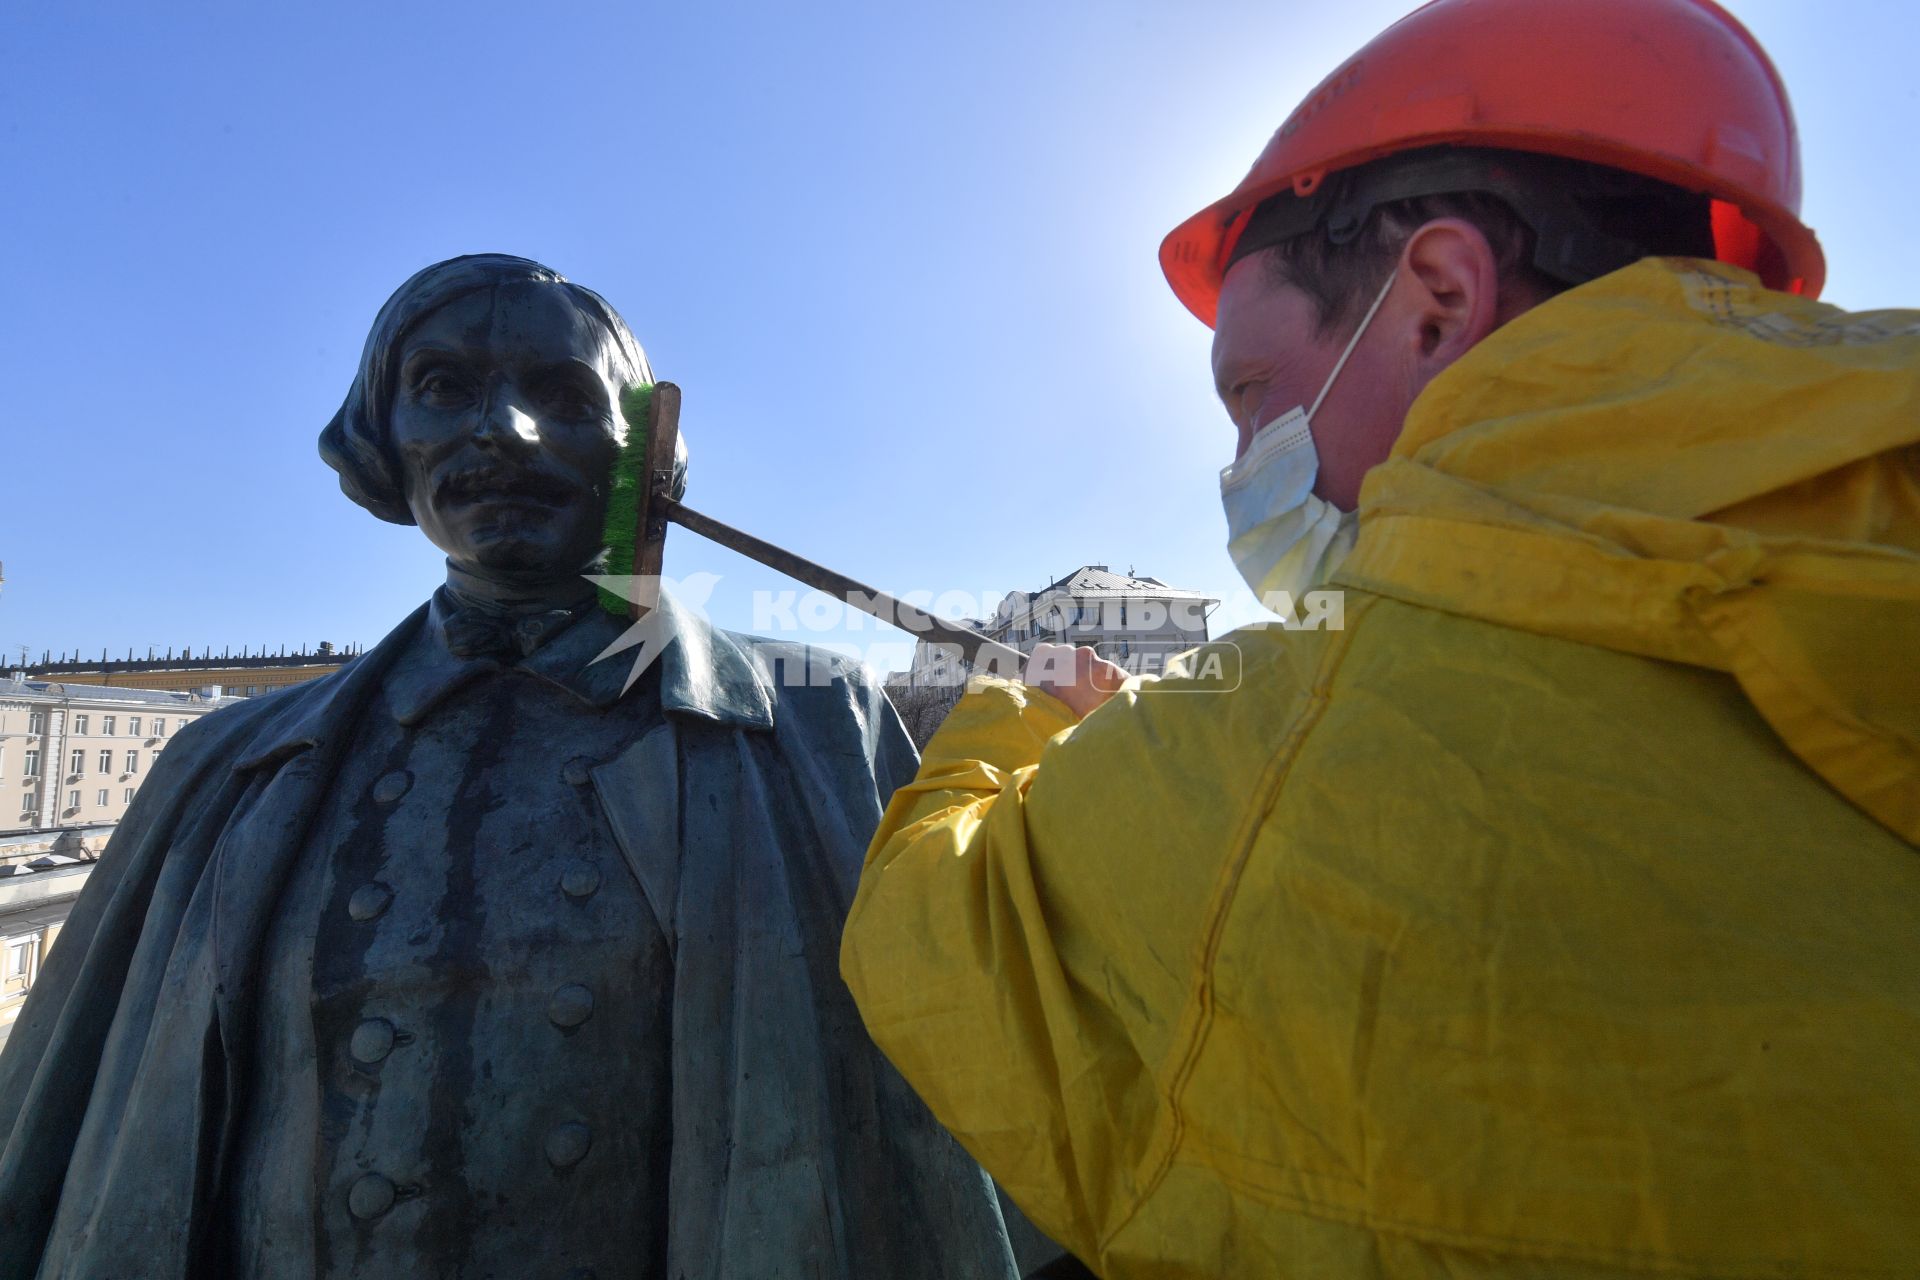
left=389, top=283, right=627, bottom=581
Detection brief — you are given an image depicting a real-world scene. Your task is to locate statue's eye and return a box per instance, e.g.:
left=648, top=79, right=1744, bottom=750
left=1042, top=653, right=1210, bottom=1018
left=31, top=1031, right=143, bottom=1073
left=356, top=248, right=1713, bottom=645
left=544, top=378, right=597, bottom=416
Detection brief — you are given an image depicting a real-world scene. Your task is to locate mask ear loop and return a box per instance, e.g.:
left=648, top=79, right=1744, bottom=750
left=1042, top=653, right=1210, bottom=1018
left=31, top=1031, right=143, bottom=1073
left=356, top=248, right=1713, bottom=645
left=1308, top=271, right=1397, bottom=420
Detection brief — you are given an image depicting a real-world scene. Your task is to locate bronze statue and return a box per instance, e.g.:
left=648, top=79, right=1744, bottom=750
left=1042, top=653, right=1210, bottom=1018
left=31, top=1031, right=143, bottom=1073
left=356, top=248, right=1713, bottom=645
left=0, top=255, right=1019, bottom=1279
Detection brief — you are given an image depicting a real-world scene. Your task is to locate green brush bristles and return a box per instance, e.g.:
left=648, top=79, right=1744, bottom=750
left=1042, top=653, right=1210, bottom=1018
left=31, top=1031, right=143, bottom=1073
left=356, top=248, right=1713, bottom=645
left=598, top=382, right=654, bottom=616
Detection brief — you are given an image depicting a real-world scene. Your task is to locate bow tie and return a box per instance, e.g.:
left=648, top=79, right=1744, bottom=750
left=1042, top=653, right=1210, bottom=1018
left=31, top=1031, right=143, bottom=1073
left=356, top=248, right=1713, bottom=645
left=441, top=603, right=585, bottom=661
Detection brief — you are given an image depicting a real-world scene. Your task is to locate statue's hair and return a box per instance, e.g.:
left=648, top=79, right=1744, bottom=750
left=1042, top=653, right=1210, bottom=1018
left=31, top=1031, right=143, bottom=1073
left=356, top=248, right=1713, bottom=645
left=319, top=253, right=656, bottom=525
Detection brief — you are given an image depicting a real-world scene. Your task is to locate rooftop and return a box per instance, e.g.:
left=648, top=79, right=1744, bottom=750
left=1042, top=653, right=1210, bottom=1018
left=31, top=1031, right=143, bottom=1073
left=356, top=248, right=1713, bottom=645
left=0, top=677, right=245, bottom=707
left=27, top=641, right=358, bottom=677
left=1032, top=565, right=1215, bottom=601
left=989, top=564, right=1218, bottom=625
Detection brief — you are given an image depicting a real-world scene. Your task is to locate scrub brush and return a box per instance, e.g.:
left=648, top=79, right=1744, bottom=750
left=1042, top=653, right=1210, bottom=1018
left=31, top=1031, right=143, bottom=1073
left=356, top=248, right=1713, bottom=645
left=596, top=382, right=654, bottom=616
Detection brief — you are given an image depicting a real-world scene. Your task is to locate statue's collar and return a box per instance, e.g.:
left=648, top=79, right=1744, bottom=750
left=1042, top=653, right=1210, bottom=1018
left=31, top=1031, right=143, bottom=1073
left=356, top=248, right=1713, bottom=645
left=233, top=589, right=775, bottom=772
left=378, top=590, right=631, bottom=725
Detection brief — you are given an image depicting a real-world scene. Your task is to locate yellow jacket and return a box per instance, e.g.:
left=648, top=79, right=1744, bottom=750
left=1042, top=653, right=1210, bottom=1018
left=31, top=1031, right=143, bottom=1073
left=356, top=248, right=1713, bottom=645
left=842, top=259, right=1920, bottom=1278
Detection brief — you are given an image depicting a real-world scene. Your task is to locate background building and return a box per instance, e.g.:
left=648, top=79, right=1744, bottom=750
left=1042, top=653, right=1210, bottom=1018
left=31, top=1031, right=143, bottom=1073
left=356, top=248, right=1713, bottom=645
left=1, top=826, right=105, bottom=1052
left=0, top=675, right=245, bottom=833
left=886, top=565, right=1217, bottom=747
left=0, top=676, right=252, bottom=1050
left=903, top=565, right=1217, bottom=689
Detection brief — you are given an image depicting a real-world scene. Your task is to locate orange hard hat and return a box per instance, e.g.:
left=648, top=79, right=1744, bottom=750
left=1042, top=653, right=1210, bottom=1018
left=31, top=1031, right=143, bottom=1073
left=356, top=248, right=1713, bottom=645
left=1160, top=0, right=1825, bottom=326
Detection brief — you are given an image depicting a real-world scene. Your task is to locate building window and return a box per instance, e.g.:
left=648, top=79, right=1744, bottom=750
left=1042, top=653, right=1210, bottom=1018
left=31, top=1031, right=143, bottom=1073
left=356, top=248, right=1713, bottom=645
left=73, top=715, right=89, bottom=734
left=5, top=932, right=43, bottom=1003
left=23, top=750, right=39, bottom=777
left=124, top=788, right=135, bottom=803
left=69, top=750, right=85, bottom=776
left=66, top=790, right=80, bottom=810
left=98, top=749, right=113, bottom=773
left=102, top=715, right=116, bottom=735
left=125, top=751, right=139, bottom=774
left=95, top=789, right=108, bottom=807
left=129, top=716, right=142, bottom=737
left=22, top=789, right=37, bottom=812
left=27, top=712, right=44, bottom=734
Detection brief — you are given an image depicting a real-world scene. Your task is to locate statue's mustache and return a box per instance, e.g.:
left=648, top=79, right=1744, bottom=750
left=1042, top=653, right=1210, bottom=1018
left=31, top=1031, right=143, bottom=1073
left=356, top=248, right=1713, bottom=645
left=435, top=463, right=577, bottom=506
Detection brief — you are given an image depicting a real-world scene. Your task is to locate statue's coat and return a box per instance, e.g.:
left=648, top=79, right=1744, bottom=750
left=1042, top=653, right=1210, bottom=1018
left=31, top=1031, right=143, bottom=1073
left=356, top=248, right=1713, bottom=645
left=0, top=593, right=1016, bottom=1279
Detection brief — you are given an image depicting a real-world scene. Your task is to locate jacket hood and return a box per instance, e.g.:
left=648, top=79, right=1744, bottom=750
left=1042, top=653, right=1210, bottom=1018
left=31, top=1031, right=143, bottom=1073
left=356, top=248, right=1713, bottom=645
left=1340, top=257, right=1920, bottom=843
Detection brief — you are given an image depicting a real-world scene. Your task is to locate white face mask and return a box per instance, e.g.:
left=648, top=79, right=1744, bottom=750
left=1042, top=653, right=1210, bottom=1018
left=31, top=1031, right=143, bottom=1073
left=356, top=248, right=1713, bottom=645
left=1219, top=273, right=1395, bottom=609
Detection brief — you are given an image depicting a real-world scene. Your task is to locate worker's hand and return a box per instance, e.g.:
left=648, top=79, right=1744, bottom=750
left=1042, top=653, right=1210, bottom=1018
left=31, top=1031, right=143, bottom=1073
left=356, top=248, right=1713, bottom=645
left=1024, top=643, right=1127, bottom=720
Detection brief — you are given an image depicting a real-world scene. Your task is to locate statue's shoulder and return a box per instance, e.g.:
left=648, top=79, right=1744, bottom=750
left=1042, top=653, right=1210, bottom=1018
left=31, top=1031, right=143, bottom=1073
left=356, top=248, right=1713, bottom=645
left=162, top=678, right=317, bottom=752
left=162, top=654, right=370, bottom=770
left=720, top=627, right=877, bottom=693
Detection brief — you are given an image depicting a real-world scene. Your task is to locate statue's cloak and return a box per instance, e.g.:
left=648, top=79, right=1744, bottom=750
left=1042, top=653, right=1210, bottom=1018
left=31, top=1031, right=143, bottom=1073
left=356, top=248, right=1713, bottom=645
left=0, top=596, right=1016, bottom=1279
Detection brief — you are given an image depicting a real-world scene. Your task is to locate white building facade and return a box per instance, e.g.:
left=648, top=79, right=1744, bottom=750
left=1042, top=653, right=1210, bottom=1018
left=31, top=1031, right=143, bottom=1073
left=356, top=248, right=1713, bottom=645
left=0, top=677, right=244, bottom=1050
left=905, top=565, right=1218, bottom=689
left=0, top=676, right=242, bottom=834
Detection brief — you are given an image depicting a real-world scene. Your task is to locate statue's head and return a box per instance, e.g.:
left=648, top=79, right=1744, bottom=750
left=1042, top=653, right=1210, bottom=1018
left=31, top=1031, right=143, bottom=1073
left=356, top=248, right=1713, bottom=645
left=321, top=254, right=683, bottom=584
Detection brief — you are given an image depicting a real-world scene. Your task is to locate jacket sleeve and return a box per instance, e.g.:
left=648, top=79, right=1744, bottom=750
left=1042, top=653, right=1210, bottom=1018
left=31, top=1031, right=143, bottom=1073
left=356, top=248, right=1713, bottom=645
left=851, top=659, right=921, bottom=807
left=840, top=672, right=1242, bottom=1265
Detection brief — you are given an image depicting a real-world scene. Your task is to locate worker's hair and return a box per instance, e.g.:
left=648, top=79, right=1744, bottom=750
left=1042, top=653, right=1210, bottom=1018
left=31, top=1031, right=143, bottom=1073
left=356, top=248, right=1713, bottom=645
left=319, top=254, right=654, bottom=526
left=1244, top=148, right=1717, bottom=338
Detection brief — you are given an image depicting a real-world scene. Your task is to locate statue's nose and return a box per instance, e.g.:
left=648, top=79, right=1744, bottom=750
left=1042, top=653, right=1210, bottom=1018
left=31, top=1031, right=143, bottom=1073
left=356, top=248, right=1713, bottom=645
left=473, top=391, right=540, bottom=449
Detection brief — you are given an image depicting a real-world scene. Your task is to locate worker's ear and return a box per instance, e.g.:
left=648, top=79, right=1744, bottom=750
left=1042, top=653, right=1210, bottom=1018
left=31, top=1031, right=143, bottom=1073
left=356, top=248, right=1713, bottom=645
left=1396, top=218, right=1507, bottom=381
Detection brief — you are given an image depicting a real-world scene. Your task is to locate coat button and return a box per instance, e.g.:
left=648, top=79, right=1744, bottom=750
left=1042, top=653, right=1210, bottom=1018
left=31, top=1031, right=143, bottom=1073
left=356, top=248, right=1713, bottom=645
left=548, top=983, right=594, bottom=1028
left=351, top=1018, right=398, bottom=1064
left=559, top=860, right=600, bottom=900
left=372, top=770, right=412, bottom=803
left=545, top=1121, right=592, bottom=1169
left=347, top=882, right=394, bottom=922
left=348, top=1173, right=396, bottom=1219
left=561, top=756, right=595, bottom=787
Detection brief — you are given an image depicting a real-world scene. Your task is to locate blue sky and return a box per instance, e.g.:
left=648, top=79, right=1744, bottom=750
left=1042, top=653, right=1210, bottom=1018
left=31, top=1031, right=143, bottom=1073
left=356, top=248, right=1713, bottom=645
left=2, top=0, right=1912, bottom=677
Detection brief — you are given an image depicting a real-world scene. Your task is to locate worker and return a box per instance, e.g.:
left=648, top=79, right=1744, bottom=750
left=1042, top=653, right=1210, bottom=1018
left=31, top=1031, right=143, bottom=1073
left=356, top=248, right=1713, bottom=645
left=840, top=0, right=1920, bottom=1276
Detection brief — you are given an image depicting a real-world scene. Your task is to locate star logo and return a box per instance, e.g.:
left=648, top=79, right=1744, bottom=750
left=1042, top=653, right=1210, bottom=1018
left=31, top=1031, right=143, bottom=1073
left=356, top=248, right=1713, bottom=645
left=581, top=571, right=723, bottom=694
